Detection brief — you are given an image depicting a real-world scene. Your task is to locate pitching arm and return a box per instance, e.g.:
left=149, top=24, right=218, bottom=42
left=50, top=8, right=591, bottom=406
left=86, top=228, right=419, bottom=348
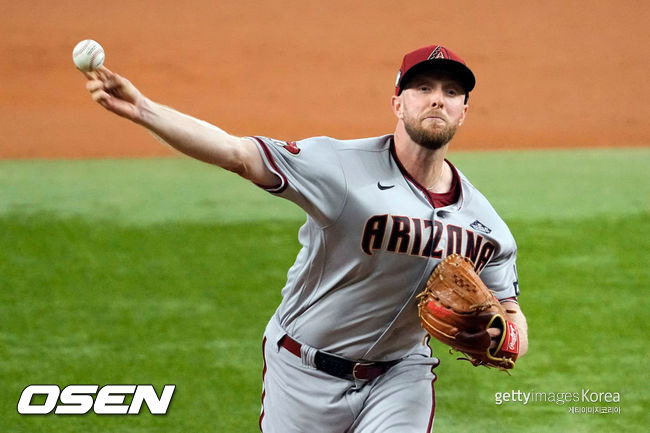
left=83, top=67, right=278, bottom=186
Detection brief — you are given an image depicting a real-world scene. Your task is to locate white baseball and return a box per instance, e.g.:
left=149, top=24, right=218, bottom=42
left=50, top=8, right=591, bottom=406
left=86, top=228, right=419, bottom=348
left=72, top=39, right=105, bottom=72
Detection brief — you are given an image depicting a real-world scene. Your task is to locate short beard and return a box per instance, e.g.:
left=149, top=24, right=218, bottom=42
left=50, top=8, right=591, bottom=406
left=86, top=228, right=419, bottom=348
left=403, top=117, right=458, bottom=150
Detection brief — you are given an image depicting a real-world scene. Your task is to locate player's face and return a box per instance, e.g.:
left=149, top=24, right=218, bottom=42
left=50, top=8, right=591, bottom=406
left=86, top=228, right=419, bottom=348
left=394, top=72, right=468, bottom=150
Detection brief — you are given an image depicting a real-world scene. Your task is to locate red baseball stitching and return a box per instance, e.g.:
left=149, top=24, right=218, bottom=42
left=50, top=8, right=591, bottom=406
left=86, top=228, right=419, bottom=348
left=89, top=48, right=104, bottom=70
left=73, top=40, right=91, bottom=57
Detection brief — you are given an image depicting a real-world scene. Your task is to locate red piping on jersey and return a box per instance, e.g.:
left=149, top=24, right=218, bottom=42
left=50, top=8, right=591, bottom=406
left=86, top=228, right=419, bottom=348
left=389, top=137, right=460, bottom=208
left=427, top=371, right=437, bottom=432
left=252, top=136, right=289, bottom=193
left=424, top=335, right=438, bottom=432
left=259, top=337, right=268, bottom=432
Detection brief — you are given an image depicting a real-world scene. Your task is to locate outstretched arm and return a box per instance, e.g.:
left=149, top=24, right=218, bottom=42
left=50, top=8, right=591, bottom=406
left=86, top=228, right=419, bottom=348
left=83, top=67, right=278, bottom=186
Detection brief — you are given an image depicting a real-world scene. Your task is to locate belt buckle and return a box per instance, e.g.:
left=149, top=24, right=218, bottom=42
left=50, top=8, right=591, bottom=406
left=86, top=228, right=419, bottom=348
left=352, top=362, right=375, bottom=381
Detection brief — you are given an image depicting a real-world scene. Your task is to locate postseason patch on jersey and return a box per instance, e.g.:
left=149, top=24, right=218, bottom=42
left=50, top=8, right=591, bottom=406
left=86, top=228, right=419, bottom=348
left=269, top=139, right=301, bottom=155
left=470, top=220, right=492, bottom=234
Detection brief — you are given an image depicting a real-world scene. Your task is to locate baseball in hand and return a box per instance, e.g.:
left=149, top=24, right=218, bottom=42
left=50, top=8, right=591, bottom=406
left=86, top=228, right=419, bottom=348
left=72, top=39, right=105, bottom=71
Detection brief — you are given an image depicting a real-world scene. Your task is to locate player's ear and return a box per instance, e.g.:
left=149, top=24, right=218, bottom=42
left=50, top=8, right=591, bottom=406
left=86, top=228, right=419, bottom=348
left=458, top=103, right=468, bottom=126
left=391, top=95, right=404, bottom=119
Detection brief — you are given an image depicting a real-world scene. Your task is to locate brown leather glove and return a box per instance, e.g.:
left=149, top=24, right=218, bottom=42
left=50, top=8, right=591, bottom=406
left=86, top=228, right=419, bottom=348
left=417, top=254, right=519, bottom=369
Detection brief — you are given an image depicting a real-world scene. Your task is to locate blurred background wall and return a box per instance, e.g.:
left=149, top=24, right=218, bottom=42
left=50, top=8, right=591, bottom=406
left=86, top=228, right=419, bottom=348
left=1, top=0, right=648, bottom=158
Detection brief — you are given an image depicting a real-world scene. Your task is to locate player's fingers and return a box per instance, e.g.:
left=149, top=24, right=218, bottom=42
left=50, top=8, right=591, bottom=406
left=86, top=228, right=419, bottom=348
left=97, top=67, right=129, bottom=91
left=91, top=89, right=110, bottom=104
left=487, top=328, right=501, bottom=338
left=98, top=65, right=112, bottom=75
left=90, top=88, right=138, bottom=119
left=103, top=74, right=125, bottom=91
left=92, top=90, right=125, bottom=114
left=86, top=79, right=105, bottom=92
left=104, top=76, right=140, bottom=104
left=79, top=70, right=97, bottom=81
left=97, top=66, right=117, bottom=82
left=487, top=327, right=501, bottom=350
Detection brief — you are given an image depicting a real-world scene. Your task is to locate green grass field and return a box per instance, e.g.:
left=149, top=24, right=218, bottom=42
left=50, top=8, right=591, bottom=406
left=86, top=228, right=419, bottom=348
left=1, top=148, right=648, bottom=432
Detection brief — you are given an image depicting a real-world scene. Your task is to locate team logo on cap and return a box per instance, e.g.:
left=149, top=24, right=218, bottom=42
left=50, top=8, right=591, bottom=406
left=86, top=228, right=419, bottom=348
left=428, top=46, right=449, bottom=60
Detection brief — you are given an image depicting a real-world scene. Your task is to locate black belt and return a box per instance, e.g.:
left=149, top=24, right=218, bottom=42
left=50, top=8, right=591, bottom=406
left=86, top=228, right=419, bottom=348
left=279, top=335, right=399, bottom=381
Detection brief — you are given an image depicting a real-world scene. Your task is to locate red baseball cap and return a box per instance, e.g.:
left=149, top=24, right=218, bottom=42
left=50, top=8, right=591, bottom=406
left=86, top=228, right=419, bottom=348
left=395, top=45, right=476, bottom=96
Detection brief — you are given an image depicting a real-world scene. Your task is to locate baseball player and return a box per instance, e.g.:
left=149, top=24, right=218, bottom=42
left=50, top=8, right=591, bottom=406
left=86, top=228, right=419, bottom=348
left=83, top=44, right=528, bottom=432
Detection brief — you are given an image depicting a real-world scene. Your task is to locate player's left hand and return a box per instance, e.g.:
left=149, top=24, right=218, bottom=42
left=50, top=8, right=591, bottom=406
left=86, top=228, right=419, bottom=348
left=487, top=327, right=502, bottom=350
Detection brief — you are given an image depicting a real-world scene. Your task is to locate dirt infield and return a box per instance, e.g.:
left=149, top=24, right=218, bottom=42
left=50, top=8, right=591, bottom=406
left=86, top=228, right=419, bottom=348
left=1, top=1, right=648, bottom=159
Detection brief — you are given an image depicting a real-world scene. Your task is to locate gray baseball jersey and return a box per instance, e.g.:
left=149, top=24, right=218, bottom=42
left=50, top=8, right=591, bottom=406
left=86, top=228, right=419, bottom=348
left=251, top=134, right=519, bottom=362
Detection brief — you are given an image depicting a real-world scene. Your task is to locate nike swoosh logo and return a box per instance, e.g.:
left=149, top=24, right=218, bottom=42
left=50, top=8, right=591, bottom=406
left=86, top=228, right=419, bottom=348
left=377, top=182, right=395, bottom=190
